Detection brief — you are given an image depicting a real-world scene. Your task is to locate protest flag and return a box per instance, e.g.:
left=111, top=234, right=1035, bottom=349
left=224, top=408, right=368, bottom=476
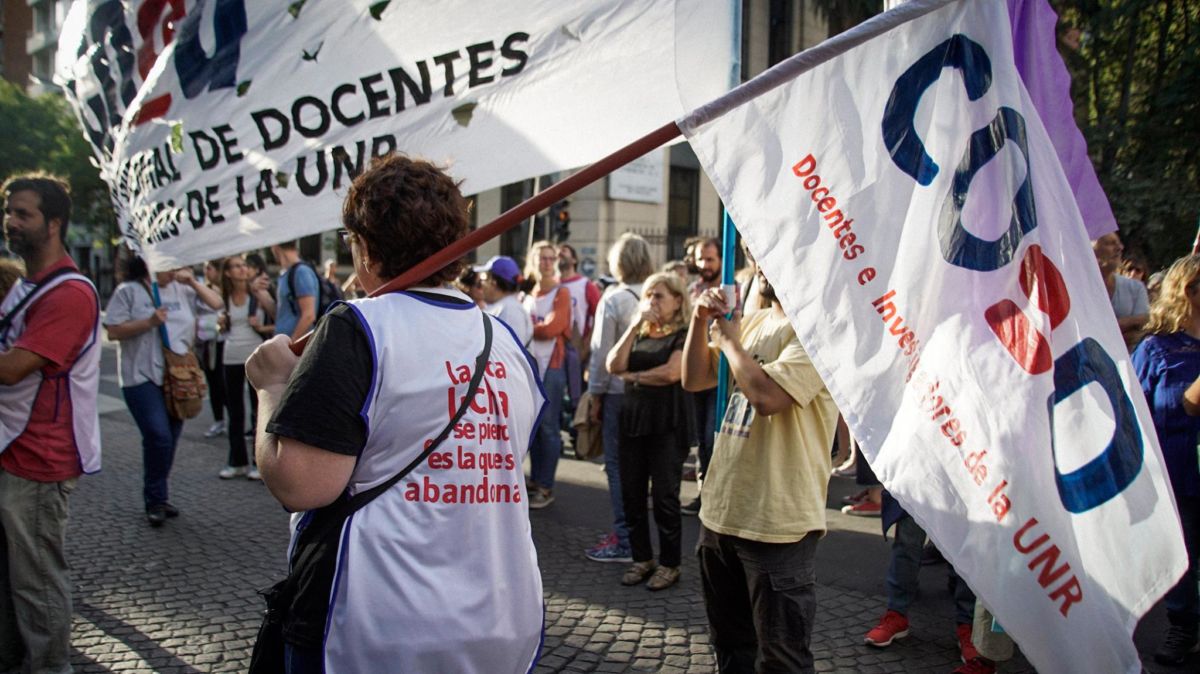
left=56, top=0, right=735, bottom=270
left=680, top=0, right=1185, bottom=672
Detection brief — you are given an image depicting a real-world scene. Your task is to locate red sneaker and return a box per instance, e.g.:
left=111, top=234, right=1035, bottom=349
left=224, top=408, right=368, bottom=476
left=956, top=623, right=980, bottom=663
left=841, top=488, right=869, bottom=505
left=842, top=500, right=882, bottom=517
left=952, top=657, right=996, bottom=674
left=864, top=610, right=910, bottom=647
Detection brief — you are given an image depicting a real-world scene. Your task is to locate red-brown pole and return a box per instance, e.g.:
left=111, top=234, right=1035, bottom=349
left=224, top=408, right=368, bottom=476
left=290, top=120, right=683, bottom=354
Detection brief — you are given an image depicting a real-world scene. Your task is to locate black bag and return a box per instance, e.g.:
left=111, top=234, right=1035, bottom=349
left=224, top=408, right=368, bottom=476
left=248, top=312, right=494, bottom=672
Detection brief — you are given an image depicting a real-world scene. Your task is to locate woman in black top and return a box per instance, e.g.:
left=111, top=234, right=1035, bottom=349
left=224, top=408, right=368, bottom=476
left=606, top=272, right=693, bottom=590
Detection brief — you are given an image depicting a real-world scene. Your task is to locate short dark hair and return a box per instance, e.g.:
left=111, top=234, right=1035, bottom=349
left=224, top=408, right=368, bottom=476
left=124, top=255, right=149, bottom=282
left=245, top=252, right=267, bottom=274
left=3, top=174, right=71, bottom=244
left=559, top=243, right=578, bottom=260
left=492, top=275, right=519, bottom=293
left=276, top=240, right=298, bottom=251
left=697, top=237, right=721, bottom=257
left=342, top=154, right=469, bottom=286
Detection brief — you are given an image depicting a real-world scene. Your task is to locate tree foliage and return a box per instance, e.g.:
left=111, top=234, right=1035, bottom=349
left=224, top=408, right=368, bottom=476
left=1052, top=0, right=1200, bottom=269
left=0, top=79, right=114, bottom=239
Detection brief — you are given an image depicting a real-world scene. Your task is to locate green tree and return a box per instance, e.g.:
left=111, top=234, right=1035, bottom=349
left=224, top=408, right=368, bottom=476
left=0, top=80, right=115, bottom=241
left=1052, top=0, right=1200, bottom=269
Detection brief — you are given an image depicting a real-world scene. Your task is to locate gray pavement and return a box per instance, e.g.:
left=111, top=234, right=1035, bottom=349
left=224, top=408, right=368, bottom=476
left=62, top=340, right=1189, bottom=672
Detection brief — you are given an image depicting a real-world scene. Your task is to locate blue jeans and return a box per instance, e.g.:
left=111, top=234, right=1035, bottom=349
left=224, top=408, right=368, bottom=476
left=887, top=516, right=975, bottom=624
left=123, top=380, right=183, bottom=509
left=601, top=393, right=629, bottom=547
left=1165, top=494, right=1199, bottom=628
left=530, top=367, right=565, bottom=490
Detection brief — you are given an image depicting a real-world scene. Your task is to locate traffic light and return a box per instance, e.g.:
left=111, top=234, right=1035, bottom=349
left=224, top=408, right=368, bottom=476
left=549, top=199, right=571, bottom=242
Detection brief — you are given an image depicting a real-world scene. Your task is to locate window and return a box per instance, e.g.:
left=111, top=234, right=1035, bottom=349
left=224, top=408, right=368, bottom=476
left=667, top=167, right=699, bottom=262
left=740, top=0, right=752, bottom=83
left=499, top=179, right=534, bottom=264
left=768, top=0, right=794, bottom=66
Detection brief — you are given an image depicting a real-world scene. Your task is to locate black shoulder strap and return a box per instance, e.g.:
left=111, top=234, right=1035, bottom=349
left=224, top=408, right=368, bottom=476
left=285, top=263, right=299, bottom=313
left=343, top=309, right=494, bottom=513
left=0, top=266, right=79, bottom=334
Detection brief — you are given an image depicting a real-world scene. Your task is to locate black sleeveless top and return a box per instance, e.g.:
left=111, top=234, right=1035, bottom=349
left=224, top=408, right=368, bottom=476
left=619, top=330, right=692, bottom=437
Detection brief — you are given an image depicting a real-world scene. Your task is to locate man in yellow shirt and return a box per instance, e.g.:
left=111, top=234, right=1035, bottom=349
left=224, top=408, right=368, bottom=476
left=683, top=267, right=837, bottom=673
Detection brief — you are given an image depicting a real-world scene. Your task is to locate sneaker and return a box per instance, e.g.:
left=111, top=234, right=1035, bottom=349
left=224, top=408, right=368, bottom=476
left=246, top=467, right=262, bottom=481
left=952, top=657, right=996, bottom=674
left=219, top=465, right=248, bottom=479
left=1154, top=624, right=1200, bottom=666
left=681, top=496, right=701, bottom=516
left=956, top=623, right=980, bottom=663
left=528, top=488, right=555, bottom=510
left=864, top=610, right=910, bottom=647
left=621, top=560, right=658, bottom=586
left=842, top=500, right=882, bottom=517
left=646, top=566, right=680, bottom=591
left=146, top=504, right=169, bottom=527
left=841, top=488, right=869, bottom=505
left=160, top=502, right=180, bottom=518
left=204, top=421, right=226, bottom=438
left=585, top=534, right=633, bottom=563
left=682, top=468, right=698, bottom=482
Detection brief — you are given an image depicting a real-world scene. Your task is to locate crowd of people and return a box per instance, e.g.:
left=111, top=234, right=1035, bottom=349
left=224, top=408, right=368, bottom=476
left=0, top=165, right=1197, bottom=673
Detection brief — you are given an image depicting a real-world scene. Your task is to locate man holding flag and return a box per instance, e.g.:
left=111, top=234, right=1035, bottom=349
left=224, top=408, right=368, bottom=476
left=683, top=270, right=837, bottom=673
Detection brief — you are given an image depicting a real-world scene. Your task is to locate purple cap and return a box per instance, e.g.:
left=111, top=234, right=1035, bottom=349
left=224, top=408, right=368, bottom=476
left=475, top=255, right=522, bottom=285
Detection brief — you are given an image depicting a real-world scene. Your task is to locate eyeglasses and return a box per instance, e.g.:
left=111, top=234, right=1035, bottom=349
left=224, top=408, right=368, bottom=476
left=337, top=228, right=355, bottom=250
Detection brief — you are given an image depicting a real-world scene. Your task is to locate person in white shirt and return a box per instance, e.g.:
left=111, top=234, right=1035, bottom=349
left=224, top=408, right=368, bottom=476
left=477, top=256, right=533, bottom=346
left=216, top=255, right=271, bottom=480
left=246, top=154, right=545, bottom=671
left=105, top=258, right=222, bottom=526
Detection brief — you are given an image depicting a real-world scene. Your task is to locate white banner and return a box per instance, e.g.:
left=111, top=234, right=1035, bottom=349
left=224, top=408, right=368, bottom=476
left=682, top=1, right=1185, bottom=672
left=57, top=0, right=734, bottom=269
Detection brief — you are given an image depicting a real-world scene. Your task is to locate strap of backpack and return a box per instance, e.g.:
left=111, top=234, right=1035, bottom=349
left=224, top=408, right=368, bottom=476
left=343, top=309, right=494, bottom=513
left=287, top=261, right=321, bottom=315
left=0, top=266, right=78, bottom=335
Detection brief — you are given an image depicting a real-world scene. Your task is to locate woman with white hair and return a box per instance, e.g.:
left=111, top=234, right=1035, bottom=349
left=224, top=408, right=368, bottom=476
left=584, top=233, right=655, bottom=563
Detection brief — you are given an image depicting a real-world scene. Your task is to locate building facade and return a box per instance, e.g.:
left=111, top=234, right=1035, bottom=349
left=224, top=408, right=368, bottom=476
left=1, top=0, right=68, bottom=93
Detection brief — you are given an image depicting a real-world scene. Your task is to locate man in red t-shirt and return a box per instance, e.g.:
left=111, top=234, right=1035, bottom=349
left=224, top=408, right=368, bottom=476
left=0, top=175, right=100, bottom=673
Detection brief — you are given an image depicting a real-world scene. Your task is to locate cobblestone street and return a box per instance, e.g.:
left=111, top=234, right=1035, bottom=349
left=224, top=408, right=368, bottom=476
left=61, top=342, right=1183, bottom=672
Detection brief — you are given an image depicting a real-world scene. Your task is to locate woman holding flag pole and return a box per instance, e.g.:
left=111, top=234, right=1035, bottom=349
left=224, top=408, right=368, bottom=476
left=104, top=258, right=222, bottom=526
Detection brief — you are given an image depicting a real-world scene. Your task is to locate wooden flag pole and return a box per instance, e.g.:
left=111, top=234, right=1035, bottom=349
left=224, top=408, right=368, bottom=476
left=290, top=120, right=682, bottom=354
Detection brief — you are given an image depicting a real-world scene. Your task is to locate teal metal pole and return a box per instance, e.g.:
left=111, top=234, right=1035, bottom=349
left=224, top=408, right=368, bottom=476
left=713, top=0, right=742, bottom=433
left=714, top=211, right=738, bottom=431
left=150, top=281, right=170, bottom=346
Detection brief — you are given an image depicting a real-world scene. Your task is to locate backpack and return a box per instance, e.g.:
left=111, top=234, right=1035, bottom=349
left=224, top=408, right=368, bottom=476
left=286, top=261, right=342, bottom=319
